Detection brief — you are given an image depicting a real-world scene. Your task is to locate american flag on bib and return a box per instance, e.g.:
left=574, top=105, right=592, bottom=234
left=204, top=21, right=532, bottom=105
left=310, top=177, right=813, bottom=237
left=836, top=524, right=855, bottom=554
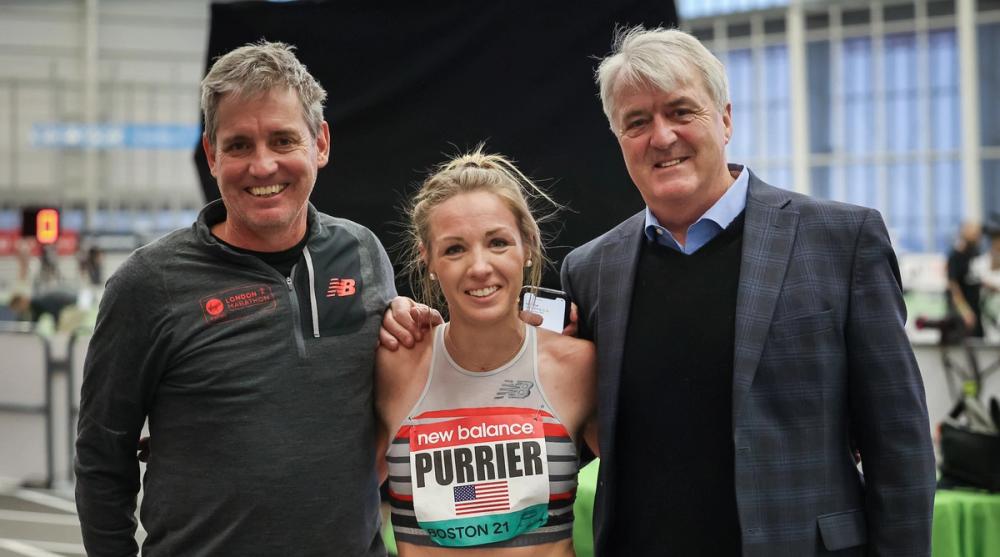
left=453, top=481, right=510, bottom=515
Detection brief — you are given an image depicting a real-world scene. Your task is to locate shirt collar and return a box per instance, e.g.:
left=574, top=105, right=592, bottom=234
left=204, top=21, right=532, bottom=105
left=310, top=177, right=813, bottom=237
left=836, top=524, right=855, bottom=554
left=644, top=164, right=749, bottom=247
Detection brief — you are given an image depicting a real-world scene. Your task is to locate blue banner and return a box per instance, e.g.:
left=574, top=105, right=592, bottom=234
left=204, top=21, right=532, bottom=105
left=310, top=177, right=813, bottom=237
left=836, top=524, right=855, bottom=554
left=31, top=123, right=201, bottom=150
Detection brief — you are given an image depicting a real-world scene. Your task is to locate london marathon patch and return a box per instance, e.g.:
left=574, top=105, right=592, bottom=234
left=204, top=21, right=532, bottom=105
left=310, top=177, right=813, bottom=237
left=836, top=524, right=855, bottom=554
left=200, top=284, right=277, bottom=324
left=408, top=412, right=549, bottom=547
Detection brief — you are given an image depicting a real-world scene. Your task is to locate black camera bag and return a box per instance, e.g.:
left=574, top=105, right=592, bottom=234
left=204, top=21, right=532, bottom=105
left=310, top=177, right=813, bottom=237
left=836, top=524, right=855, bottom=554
left=939, top=398, right=1000, bottom=492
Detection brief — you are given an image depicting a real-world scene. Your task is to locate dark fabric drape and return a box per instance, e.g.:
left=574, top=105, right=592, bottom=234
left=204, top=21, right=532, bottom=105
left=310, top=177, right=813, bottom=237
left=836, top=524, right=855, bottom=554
left=196, top=0, right=678, bottom=292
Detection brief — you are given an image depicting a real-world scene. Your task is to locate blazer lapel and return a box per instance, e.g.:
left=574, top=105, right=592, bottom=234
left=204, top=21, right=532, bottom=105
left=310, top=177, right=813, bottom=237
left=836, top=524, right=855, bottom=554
left=732, top=177, right=798, bottom=420
left=596, top=212, right=644, bottom=458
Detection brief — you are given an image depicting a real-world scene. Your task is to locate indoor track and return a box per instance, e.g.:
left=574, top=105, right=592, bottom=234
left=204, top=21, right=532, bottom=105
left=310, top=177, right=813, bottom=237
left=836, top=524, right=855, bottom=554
left=0, top=488, right=84, bottom=557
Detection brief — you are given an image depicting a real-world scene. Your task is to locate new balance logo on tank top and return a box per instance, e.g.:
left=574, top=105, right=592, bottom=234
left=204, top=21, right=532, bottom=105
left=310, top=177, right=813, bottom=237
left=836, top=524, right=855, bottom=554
left=387, top=325, right=579, bottom=548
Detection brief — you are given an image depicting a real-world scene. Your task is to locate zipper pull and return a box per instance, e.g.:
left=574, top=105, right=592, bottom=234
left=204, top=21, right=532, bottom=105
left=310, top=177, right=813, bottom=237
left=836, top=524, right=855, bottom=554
left=286, top=276, right=293, bottom=291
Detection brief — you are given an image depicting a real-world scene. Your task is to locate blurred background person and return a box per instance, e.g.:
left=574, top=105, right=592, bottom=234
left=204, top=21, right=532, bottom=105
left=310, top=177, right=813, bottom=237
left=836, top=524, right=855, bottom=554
left=74, top=244, right=105, bottom=312
left=975, top=223, right=1000, bottom=341
left=78, top=245, right=103, bottom=288
left=0, top=293, right=31, bottom=324
left=947, top=222, right=984, bottom=338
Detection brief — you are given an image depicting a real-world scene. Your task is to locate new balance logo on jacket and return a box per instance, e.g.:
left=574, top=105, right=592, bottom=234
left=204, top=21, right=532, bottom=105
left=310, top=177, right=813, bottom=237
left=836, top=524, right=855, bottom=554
left=327, top=278, right=357, bottom=297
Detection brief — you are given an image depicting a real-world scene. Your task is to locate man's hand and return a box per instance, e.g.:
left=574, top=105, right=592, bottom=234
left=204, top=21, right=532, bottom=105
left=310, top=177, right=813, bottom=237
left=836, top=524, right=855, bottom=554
left=379, top=296, right=443, bottom=350
left=519, top=303, right=579, bottom=337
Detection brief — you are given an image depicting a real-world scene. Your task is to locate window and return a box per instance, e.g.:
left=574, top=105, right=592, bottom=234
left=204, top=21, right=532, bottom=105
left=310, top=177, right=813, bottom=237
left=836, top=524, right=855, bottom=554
left=684, top=0, right=997, bottom=253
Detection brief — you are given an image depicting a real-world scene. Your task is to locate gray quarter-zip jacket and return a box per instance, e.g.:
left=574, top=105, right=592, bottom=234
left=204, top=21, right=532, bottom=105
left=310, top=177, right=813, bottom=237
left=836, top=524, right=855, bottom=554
left=75, top=200, right=395, bottom=556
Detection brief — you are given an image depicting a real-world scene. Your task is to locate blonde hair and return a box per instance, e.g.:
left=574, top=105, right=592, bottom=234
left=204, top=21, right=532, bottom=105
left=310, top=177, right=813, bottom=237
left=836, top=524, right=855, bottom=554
left=404, top=146, right=557, bottom=309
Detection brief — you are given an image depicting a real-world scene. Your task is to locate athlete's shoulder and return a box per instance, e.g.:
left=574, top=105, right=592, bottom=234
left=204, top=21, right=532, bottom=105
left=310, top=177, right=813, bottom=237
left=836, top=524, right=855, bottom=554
left=377, top=325, right=435, bottom=381
left=536, top=328, right=595, bottom=371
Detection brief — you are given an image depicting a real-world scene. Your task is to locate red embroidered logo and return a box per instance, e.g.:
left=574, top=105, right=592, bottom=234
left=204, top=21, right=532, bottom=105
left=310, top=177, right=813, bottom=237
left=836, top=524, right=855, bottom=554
left=199, top=285, right=276, bottom=324
left=326, top=278, right=357, bottom=298
left=205, top=298, right=224, bottom=316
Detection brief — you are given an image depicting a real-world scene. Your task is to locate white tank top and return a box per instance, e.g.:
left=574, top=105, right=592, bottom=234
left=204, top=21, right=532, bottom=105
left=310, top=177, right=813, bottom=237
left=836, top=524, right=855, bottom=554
left=386, top=324, right=579, bottom=548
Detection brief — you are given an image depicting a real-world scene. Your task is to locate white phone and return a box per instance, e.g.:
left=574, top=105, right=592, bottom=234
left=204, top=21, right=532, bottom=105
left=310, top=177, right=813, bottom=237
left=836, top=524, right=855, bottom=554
left=519, top=286, right=570, bottom=333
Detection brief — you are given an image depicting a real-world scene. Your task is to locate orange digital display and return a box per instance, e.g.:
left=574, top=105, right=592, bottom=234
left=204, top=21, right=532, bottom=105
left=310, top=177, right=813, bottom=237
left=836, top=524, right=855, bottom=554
left=36, top=208, right=59, bottom=244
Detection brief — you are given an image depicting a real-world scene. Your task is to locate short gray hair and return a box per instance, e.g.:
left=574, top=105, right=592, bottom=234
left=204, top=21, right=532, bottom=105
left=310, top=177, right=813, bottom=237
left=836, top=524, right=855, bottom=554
left=596, top=26, right=729, bottom=127
left=200, top=41, right=327, bottom=145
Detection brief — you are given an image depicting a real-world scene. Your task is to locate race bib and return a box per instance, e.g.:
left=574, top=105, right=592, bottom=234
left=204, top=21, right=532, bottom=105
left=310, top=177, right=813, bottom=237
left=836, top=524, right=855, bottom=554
left=409, top=412, right=549, bottom=547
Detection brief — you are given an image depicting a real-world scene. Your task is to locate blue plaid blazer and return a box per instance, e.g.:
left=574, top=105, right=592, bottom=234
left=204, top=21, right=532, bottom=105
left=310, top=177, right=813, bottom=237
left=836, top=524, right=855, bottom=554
left=561, top=173, right=936, bottom=556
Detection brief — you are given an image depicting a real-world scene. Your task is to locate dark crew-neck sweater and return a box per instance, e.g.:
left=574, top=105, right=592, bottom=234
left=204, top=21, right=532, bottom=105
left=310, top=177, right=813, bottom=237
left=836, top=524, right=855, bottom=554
left=608, top=214, right=744, bottom=555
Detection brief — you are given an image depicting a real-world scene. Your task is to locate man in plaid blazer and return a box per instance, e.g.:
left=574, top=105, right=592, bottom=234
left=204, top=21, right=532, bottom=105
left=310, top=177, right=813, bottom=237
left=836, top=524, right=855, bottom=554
left=561, top=27, right=936, bottom=555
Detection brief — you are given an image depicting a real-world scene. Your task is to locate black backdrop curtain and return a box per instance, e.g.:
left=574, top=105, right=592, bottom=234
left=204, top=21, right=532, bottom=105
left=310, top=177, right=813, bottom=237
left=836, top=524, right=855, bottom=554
left=196, top=0, right=678, bottom=293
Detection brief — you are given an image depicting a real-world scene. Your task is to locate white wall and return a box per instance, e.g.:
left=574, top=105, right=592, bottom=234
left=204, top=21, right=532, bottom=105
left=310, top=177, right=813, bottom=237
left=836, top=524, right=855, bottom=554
left=0, top=0, right=212, bottom=217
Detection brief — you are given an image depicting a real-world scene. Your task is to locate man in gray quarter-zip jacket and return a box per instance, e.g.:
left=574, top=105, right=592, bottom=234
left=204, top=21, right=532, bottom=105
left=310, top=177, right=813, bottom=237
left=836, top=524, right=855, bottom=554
left=75, top=42, right=406, bottom=557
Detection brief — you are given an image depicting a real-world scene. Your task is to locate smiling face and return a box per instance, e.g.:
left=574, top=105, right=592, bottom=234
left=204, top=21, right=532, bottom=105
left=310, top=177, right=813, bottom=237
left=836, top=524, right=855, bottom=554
left=614, top=77, right=733, bottom=233
left=202, top=86, right=330, bottom=251
left=423, top=191, right=528, bottom=327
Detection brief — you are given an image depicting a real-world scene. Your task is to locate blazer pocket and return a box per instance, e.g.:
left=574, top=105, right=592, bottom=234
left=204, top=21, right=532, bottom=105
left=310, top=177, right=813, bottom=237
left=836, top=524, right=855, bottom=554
left=817, top=509, right=867, bottom=551
left=769, top=309, right=834, bottom=340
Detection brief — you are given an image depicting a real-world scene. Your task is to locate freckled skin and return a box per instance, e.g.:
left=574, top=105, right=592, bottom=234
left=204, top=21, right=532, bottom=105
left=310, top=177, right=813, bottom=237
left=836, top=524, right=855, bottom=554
left=424, top=191, right=528, bottom=330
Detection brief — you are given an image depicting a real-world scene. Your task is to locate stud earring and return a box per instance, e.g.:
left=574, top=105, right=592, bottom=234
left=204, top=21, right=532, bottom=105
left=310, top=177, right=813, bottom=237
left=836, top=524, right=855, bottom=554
left=525, top=259, right=533, bottom=268
left=429, top=272, right=437, bottom=281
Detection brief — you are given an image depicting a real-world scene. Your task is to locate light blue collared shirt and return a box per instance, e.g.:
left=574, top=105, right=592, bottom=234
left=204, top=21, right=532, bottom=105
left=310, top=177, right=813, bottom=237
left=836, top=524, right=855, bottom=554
left=643, top=165, right=749, bottom=255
